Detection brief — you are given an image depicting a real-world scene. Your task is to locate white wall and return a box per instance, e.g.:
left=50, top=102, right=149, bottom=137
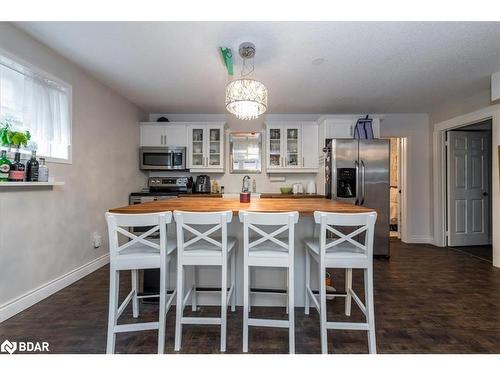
left=0, top=23, right=146, bottom=315
left=379, top=114, right=433, bottom=243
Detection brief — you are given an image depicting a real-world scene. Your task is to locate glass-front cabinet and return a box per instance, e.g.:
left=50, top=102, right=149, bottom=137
left=266, top=123, right=302, bottom=171
left=190, top=127, right=205, bottom=167
left=188, top=123, right=225, bottom=172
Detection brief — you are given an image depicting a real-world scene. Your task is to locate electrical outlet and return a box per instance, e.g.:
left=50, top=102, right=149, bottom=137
left=92, top=232, right=102, bottom=248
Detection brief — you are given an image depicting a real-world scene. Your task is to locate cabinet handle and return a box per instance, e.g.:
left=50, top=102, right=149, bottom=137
left=302, top=157, right=305, bottom=166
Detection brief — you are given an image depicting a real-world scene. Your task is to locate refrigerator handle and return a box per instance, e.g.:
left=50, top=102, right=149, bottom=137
left=360, top=159, right=366, bottom=205
left=354, top=160, right=359, bottom=205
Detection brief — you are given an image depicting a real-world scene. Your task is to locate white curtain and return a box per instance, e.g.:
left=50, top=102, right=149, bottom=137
left=23, top=76, right=70, bottom=159
left=0, top=58, right=70, bottom=160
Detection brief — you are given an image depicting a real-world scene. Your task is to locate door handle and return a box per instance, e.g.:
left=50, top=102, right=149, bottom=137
left=354, top=160, right=359, bottom=205
left=360, top=160, right=366, bottom=205
left=483, top=192, right=489, bottom=196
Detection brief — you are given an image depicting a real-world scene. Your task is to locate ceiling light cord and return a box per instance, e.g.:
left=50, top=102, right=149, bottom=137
left=241, top=56, right=254, bottom=77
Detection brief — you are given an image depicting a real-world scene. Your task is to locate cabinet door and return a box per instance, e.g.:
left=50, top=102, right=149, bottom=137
left=140, top=125, right=165, bottom=146
left=324, top=119, right=355, bottom=139
left=267, top=125, right=283, bottom=168
left=207, top=127, right=223, bottom=168
left=301, top=122, right=319, bottom=169
left=284, top=126, right=301, bottom=167
left=164, top=125, right=187, bottom=146
left=190, top=127, right=205, bottom=167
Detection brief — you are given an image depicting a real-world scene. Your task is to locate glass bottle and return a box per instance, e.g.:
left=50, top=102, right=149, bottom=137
left=9, top=151, right=25, bottom=181
left=26, top=150, right=40, bottom=182
left=0, top=150, right=11, bottom=182
left=38, top=157, right=49, bottom=182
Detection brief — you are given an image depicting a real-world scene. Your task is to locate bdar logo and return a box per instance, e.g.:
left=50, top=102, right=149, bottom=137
left=1, top=339, right=17, bottom=354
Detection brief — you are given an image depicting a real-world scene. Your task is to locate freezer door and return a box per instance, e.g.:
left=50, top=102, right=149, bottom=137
left=359, top=139, right=390, bottom=256
left=331, top=139, right=359, bottom=205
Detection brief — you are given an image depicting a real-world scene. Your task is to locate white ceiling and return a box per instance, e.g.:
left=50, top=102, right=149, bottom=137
left=14, top=21, right=500, bottom=114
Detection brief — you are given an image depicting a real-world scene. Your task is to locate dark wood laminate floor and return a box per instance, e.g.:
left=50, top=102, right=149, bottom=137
left=1, top=239, right=500, bottom=354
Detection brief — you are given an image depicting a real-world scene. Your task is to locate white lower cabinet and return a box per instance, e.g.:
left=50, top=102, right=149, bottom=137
left=266, top=121, right=319, bottom=173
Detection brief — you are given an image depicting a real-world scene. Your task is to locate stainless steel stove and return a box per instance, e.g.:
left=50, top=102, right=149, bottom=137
left=129, top=176, right=192, bottom=205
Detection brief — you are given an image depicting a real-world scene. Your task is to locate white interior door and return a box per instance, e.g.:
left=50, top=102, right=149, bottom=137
left=447, top=131, right=491, bottom=246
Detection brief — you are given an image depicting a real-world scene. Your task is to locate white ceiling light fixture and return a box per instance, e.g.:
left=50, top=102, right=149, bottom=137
left=225, top=42, right=268, bottom=120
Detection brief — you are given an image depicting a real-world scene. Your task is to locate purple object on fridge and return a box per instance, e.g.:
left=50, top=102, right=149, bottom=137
left=354, top=115, right=374, bottom=139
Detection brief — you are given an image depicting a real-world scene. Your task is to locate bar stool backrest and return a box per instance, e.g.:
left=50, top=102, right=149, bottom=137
left=313, top=211, right=377, bottom=257
left=174, top=210, right=233, bottom=254
left=239, top=211, right=299, bottom=255
left=105, top=212, right=172, bottom=261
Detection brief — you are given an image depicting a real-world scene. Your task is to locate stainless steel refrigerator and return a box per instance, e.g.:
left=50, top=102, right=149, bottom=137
left=324, top=138, right=390, bottom=257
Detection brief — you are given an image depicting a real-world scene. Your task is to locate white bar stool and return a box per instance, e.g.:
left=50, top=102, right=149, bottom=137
left=105, top=211, right=177, bottom=354
left=173, top=210, right=236, bottom=352
left=239, top=211, right=299, bottom=354
left=304, top=211, right=377, bottom=354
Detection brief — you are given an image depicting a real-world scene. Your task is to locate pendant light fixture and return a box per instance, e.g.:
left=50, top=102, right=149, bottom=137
left=225, top=42, right=268, bottom=120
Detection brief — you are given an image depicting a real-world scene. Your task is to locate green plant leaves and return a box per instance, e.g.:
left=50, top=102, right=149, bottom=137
left=0, top=122, right=31, bottom=147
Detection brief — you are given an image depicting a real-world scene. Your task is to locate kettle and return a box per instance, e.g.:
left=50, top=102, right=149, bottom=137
left=292, top=183, right=304, bottom=195
left=306, top=181, right=316, bottom=195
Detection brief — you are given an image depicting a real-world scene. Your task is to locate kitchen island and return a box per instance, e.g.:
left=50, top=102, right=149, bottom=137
left=109, top=197, right=374, bottom=307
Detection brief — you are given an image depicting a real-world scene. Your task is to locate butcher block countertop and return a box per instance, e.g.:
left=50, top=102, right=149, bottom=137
left=109, top=197, right=374, bottom=215
left=260, top=193, right=325, bottom=199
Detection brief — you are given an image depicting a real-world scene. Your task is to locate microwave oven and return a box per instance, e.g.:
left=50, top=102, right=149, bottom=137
left=140, top=146, right=187, bottom=170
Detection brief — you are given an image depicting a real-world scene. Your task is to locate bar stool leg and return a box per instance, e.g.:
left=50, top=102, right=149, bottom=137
left=131, top=269, right=139, bottom=318
left=305, top=250, right=310, bottom=315
left=106, top=269, right=119, bottom=354
left=192, top=266, right=197, bottom=312
left=288, top=265, right=295, bottom=354
left=285, top=269, right=289, bottom=315
left=345, top=268, right=352, bottom=316
left=158, top=266, right=167, bottom=354
left=231, top=252, right=236, bottom=312
left=220, top=261, right=228, bottom=352
left=174, top=264, right=184, bottom=351
left=319, top=263, right=328, bottom=354
left=364, top=267, right=377, bottom=354
left=243, top=261, right=249, bottom=352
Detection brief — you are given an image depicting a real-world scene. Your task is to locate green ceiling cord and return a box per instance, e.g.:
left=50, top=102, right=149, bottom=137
left=220, top=47, right=233, bottom=76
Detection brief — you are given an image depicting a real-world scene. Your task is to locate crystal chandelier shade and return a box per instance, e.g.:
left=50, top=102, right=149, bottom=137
left=225, top=78, right=268, bottom=120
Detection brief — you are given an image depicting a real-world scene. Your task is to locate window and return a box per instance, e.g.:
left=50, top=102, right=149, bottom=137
left=0, top=52, right=71, bottom=162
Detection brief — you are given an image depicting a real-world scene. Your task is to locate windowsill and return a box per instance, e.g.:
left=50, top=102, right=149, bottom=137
left=0, top=180, right=64, bottom=188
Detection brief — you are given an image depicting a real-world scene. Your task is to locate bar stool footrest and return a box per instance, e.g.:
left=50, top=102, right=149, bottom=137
left=114, top=322, right=159, bottom=333
left=248, top=318, right=290, bottom=328
left=326, top=322, right=369, bottom=331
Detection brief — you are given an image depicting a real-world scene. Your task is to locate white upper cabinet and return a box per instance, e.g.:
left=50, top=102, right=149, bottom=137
left=187, top=122, right=225, bottom=173
left=266, top=122, right=319, bottom=173
left=318, top=116, right=381, bottom=140
left=140, top=122, right=187, bottom=147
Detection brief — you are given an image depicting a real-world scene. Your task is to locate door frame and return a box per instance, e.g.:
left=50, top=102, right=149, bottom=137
left=382, top=136, right=408, bottom=243
left=432, top=103, right=500, bottom=267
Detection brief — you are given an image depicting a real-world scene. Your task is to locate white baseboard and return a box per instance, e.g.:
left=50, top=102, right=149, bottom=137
left=405, top=235, right=434, bottom=244
left=0, top=254, right=109, bottom=323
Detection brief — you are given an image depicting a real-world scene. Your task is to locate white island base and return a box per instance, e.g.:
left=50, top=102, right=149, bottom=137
left=163, top=217, right=325, bottom=308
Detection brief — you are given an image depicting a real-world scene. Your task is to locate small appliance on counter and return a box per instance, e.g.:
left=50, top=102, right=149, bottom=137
left=306, top=181, right=316, bottom=195
left=292, top=183, right=304, bottom=194
left=195, top=175, right=211, bottom=193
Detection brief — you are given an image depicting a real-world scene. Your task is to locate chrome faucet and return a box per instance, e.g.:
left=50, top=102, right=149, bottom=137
left=242, top=175, right=251, bottom=192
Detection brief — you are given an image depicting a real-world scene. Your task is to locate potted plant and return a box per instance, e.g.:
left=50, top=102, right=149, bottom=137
left=0, top=121, right=31, bottom=150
